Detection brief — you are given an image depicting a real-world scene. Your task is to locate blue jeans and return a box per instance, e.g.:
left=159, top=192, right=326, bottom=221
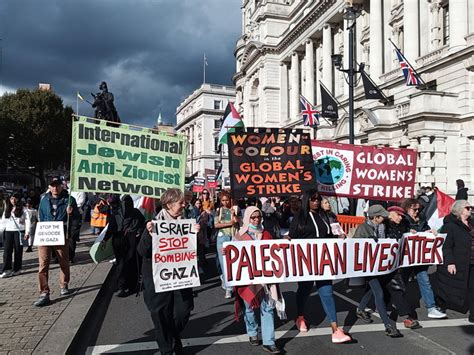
left=296, top=280, right=337, bottom=323
left=415, top=267, right=436, bottom=309
left=216, top=234, right=232, bottom=290
left=358, top=277, right=393, bottom=327
left=243, top=298, right=275, bottom=346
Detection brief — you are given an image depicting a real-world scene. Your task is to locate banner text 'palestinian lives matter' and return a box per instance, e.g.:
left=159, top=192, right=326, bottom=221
left=152, top=220, right=200, bottom=292
left=228, top=129, right=315, bottom=198
left=70, top=118, right=187, bottom=198
left=312, top=141, right=417, bottom=201
left=223, top=233, right=444, bottom=286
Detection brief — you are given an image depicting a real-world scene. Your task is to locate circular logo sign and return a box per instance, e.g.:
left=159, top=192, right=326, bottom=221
left=314, top=156, right=344, bottom=185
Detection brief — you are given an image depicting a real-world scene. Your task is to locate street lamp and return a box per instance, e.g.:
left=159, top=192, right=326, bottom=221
left=331, top=6, right=362, bottom=145
left=332, top=6, right=361, bottom=214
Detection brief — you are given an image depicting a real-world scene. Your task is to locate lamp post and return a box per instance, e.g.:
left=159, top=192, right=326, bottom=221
left=331, top=6, right=361, bottom=214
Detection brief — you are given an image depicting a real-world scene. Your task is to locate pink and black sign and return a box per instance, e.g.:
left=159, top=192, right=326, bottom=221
left=311, top=141, right=417, bottom=202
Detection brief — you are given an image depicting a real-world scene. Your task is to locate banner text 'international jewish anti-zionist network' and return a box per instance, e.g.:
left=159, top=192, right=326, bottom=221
left=70, top=118, right=187, bottom=198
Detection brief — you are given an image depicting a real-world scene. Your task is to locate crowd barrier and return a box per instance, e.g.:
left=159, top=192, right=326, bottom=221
left=336, top=215, right=366, bottom=235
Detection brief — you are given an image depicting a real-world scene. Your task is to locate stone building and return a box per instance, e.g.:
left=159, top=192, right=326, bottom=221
left=175, top=83, right=236, bottom=180
left=233, top=0, right=474, bottom=196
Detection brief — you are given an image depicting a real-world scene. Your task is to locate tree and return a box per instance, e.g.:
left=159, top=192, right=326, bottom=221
left=0, top=89, right=74, bottom=188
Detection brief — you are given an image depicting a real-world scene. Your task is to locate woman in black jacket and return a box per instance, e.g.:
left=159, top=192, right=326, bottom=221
left=288, top=189, right=351, bottom=344
left=436, top=200, right=474, bottom=322
left=138, top=188, right=199, bottom=355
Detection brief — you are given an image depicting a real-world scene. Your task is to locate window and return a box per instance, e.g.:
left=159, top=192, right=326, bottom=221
left=214, top=137, right=219, bottom=152
left=214, top=119, right=221, bottom=129
left=442, top=4, right=449, bottom=45
left=214, top=160, right=221, bottom=171
left=214, top=100, right=221, bottom=110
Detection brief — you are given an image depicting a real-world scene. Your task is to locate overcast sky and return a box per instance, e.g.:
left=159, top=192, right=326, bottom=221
left=0, top=0, right=241, bottom=127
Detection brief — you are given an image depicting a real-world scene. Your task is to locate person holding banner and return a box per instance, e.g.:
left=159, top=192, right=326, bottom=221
left=401, top=199, right=447, bottom=319
left=138, top=188, right=199, bottom=355
left=34, top=177, right=78, bottom=307
left=230, top=206, right=283, bottom=354
left=0, top=193, right=30, bottom=278
left=353, top=205, right=403, bottom=337
left=288, top=189, right=351, bottom=344
left=214, top=191, right=240, bottom=299
left=384, top=206, right=422, bottom=329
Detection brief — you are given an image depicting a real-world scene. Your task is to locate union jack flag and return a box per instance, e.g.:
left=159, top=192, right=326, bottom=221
left=393, top=46, right=422, bottom=86
left=300, top=95, right=320, bottom=127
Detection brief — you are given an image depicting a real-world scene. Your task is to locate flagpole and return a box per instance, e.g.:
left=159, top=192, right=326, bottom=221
left=388, top=38, right=427, bottom=87
left=203, top=53, right=206, bottom=84
left=76, top=92, right=79, bottom=116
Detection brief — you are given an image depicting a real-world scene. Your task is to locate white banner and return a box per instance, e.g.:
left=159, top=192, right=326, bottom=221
left=223, top=233, right=445, bottom=286
left=33, top=222, right=65, bottom=246
left=152, top=219, right=200, bottom=292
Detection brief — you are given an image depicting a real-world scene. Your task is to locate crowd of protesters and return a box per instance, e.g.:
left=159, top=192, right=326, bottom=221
left=1, top=179, right=473, bottom=355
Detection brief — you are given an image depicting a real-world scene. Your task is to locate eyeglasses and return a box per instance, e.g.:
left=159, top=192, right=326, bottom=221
left=203, top=192, right=209, bottom=195
left=410, top=207, right=421, bottom=212
left=250, top=215, right=262, bottom=219
left=465, top=206, right=473, bottom=211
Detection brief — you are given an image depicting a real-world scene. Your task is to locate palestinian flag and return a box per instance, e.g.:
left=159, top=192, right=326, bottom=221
left=425, top=188, right=455, bottom=230
left=218, top=102, right=244, bottom=145
left=140, top=196, right=156, bottom=220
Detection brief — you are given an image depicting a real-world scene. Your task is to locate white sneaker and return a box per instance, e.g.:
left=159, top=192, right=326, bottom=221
left=12, top=270, right=21, bottom=276
left=0, top=270, right=13, bottom=278
left=428, top=307, right=447, bottom=319
left=224, top=289, right=233, bottom=299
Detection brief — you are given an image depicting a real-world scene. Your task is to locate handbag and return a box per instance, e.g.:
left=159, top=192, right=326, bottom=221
left=11, top=215, right=26, bottom=246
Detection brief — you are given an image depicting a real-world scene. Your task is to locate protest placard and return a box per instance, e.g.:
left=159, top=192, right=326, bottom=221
left=206, top=174, right=218, bottom=189
left=223, top=233, right=445, bottom=286
left=70, top=117, right=187, bottom=198
left=33, top=222, right=65, bottom=246
left=228, top=129, right=315, bottom=198
left=311, top=141, right=417, bottom=201
left=192, top=177, right=206, bottom=193
left=152, top=219, right=200, bottom=292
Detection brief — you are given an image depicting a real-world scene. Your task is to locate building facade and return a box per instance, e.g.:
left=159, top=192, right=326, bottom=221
left=175, top=83, right=236, bottom=181
left=234, top=0, right=474, bottom=196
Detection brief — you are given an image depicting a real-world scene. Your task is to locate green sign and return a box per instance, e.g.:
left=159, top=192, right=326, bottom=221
left=70, top=118, right=187, bottom=198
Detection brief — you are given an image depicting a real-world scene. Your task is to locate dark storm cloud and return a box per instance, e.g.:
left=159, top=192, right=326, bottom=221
left=0, top=0, right=241, bottom=126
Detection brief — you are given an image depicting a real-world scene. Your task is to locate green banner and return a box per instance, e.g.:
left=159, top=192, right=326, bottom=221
left=70, top=118, right=187, bottom=198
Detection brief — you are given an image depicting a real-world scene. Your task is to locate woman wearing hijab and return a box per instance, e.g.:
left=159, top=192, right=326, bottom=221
left=232, top=206, right=284, bottom=354
left=289, top=189, right=351, bottom=344
left=138, top=188, right=200, bottom=355
left=105, top=195, right=145, bottom=297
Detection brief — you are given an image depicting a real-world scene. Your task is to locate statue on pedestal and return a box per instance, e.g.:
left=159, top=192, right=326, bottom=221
left=91, top=81, right=121, bottom=123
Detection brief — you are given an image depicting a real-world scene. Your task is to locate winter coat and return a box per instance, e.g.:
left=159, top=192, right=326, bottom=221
left=436, top=215, right=473, bottom=312
left=38, top=190, right=79, bottom=239
left=106, top=196, right=145, bottom=261
left=405, top=215, right=431, bottom=232
left=289, top=210, right=334, bottom=239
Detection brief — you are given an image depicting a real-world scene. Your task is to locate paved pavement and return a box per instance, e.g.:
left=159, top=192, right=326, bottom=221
left=0, top=227, right=111, bottom=355
left=77, top=252, right=474, bottom=355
